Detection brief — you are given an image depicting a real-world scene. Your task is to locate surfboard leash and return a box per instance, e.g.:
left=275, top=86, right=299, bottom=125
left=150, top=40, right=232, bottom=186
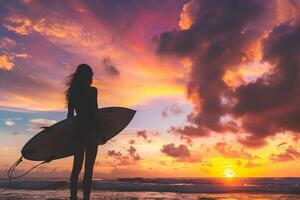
left=0, top=156, right=51, bottom=193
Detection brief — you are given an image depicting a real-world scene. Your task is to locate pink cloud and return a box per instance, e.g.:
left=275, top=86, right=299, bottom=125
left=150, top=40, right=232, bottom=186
left=155, top=0, right=300, bottom=149
left=270, top=146, right=300, bottom=162
left=136, top=130, right=151, bottom=143
left=161, top=103, right=182, bottom=118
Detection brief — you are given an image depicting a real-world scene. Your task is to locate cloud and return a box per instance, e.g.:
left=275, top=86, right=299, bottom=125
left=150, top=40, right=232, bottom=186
left=161, top=143, right=190, bottom=157
left=215, top=142, right=256, bottom=160
left=277, top=142, right=288, bottom=147
left=156, top=0, right=266, bottom=141
left=233, top=23, right=300, bottom=147
left=0, top=52, right=29, bottom=71
left=107, top=150, right=122, bottom=158
left=0, top=37, right=16, bottom=49
left=161, top=103, right=182, bottom=118
left=136, top=130, right=151, bottom=143
left=4, top=119, right=15, bottom=126
left=178, top=0, right=200, bottom=30
left=3, top=17, right=33, bottom=35
left=270, top=146, right=300, bottom=162
left=3, top=117, right=21, bottom=127
left=0, top=36, right=30, bottom=71
left=0, top=55, right=14, bottom=70
left=155, top=0, right=300, bottom=148
left=160, top=143, right=199, bottom=162
left=128, top=139, right=135, bottom=145
left=107, top=146, right=141, bottom=165
left=3, top=15, right=111, bottom=58
left=102, top=57, right=120, bottom=77
left=0, top=1, right=186, bottom=111
left=161, top=110, right=168, bottom=118
left=0, top=66, right=60, bottom=110
left=127, top=146, right=141, bottom=161
left=26, top=118, right=57, bottom=132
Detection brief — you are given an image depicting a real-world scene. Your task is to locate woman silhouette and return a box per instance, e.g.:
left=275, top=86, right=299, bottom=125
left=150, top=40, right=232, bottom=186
left=65, top=64, right=99, bottom=200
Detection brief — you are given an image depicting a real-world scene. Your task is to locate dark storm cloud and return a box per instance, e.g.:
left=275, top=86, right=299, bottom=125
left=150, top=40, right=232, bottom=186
left=156, top=0, right=300, bottom=148
left=156, top=0, right=265, bottom=140
left=233, top=23, right=300, bottom=147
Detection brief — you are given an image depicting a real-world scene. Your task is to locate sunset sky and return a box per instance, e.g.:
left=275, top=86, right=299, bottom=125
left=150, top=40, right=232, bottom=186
left=0, top=0, right=300, bottom=178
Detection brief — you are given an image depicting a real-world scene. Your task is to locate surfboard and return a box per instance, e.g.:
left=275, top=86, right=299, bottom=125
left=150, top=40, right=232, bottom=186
left=21, top=107, right=136, bottom=161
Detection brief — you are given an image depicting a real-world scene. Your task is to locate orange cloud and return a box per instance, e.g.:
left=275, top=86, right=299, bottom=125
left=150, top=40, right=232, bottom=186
left=178, top=0, right=199, bottom=30
left=223, top=61, right=272, bottom=90
left=3, top=17, right=33, bottom=35
left=0, top=55, right=14, bottom=70
left=215, top=142, right=256, bottom=160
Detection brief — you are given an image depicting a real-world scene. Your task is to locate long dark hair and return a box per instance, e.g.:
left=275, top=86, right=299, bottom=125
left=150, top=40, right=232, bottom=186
left=65, top=64, right=94, bottom=106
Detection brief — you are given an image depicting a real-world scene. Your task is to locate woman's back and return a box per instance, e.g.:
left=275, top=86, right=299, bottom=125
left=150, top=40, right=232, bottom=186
left=70, top=86, right=98, bottom=133
left=71, top=86, right=98, bottom=118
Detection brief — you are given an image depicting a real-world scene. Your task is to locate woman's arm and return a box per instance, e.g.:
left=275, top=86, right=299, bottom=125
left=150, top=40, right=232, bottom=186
left=91, top=87, right=100, bottom=129
left=91, top=87, right=98, bottom=110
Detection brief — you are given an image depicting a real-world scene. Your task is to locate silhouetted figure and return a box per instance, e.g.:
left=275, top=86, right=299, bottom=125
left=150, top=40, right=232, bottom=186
left=65, top=64, right=99, bottom=200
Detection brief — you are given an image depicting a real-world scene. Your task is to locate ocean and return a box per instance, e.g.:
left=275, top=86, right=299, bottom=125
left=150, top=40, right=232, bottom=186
left=0, top=177, right=299, bottom=199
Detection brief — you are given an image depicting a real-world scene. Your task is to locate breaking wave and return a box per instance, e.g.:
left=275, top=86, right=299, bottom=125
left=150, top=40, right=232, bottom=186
left=0, top=178, right=299, bottom=194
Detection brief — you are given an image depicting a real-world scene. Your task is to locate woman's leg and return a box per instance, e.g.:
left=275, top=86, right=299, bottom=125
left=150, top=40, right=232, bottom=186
left=83, top=132, right=98, bottom=200
left=70, top=146, right=84, bottom=200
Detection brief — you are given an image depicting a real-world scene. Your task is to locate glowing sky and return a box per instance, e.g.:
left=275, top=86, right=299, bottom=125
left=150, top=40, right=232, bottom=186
left=0, top=0, right=300, bottom=178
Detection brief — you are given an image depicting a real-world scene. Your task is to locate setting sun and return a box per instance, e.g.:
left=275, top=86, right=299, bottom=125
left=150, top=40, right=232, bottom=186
left=225, top=169, right=236, bottom=178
